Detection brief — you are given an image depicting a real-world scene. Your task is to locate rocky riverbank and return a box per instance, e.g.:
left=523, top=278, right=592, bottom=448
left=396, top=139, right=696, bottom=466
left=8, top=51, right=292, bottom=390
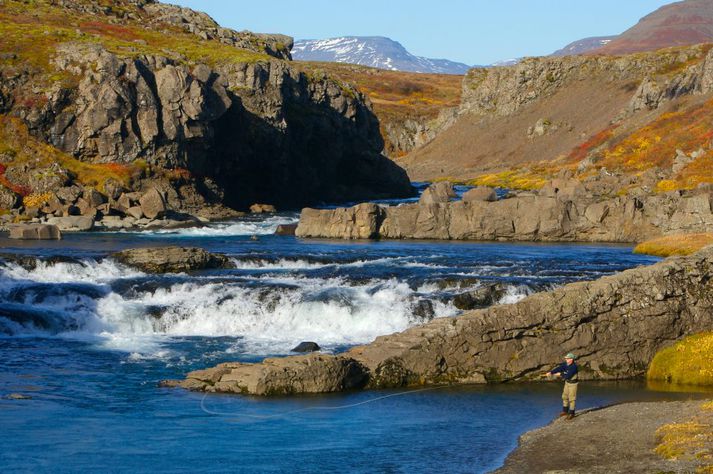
left=162, top=245, right=713, bottom=396
left=0, top=0, right=414, bottom=225
left=295, top=180, right=713, bottom=242
left=495, top=400, right=713, bottom=474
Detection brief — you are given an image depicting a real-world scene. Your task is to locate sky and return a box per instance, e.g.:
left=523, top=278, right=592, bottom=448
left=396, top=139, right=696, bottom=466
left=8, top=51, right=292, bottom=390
left=171, top=0, right=674, bottom=65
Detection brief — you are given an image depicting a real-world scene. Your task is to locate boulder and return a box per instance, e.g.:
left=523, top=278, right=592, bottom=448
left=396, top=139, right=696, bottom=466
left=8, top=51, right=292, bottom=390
left=540, top=178, right=585, bottom=200
left=46, top=216, right=94, bottom=231
left=8, top=224, right=62, bottom=240
left=139, top=188, right=166, bottom=219
left=103, top=178, right=125, bottom=200
left=112, top=246, right=233, bottom=273
left=250, top=203, right=277, bottom=214
left=452, top=283, right=508, bottom=310
left=462, top=186, right=497, bottom=203
left=296, top=203, right=384, bottom=239
left=419, top=181, right=456, bottom=205
left=0, top=186, right=18, bottom=209
left=291, top=342, right=321, bottom=353
left=412, top=299, right=435, bottom=320
left=163, top=354, right=369, bottom=395
left=55, top=186, right=83, bottom=204
left=83, top=188, right=106, bottom=207
left=127, top=206, right=144, bottom=220
left=275, top=223, right=298, bottom=236
left=40, top=194, right=63, bottom=215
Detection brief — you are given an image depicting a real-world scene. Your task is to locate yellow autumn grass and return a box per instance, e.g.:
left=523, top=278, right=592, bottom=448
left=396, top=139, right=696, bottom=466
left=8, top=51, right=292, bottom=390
left=654, top=399, right=713, bottom=472
left=647, top=332, right=713, bottom=386
left=633, top=233, right=713, bottom=257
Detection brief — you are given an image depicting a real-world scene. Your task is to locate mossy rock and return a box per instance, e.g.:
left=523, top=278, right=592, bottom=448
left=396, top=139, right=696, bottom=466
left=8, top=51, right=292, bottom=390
left=647, top=332, right=713, bottom=386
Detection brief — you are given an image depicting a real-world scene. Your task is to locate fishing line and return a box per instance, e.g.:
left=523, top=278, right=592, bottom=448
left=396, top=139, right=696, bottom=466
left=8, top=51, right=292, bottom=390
left=199, top=385, right=449, bottom=420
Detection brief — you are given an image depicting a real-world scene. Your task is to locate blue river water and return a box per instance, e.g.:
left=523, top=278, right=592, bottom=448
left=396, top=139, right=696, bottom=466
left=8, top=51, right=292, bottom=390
left=0, top=210, right=706, bottom=473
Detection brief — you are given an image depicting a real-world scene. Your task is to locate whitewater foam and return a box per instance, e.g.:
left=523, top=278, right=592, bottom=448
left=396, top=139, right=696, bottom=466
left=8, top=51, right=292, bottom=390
left=140, top=215, right=299, bottom=237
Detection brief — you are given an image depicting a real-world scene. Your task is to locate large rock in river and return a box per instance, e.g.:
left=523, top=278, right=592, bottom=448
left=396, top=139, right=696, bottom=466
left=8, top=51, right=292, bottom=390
left=164, top=246, right=713, bottom=395
left=8, top=224, right=62, bottom=240
left=112, top=246, right=233, bottom=273
left=296, top=203, right=384, bottom=239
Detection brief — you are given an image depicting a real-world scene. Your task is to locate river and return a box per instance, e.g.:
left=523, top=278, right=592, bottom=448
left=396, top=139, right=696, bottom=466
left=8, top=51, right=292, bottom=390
left=1, top=203, right=706, bottom=473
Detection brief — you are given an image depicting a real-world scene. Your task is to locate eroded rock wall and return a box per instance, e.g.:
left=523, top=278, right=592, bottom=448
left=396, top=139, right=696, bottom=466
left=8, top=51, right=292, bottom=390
left=295, top=187, right=713, bottom=242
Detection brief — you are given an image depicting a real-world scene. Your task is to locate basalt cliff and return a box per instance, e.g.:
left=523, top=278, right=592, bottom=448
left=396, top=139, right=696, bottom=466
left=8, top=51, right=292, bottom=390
left=0, top=0, right=413, bottom=229
left=163, top=245, right=713, bottom=395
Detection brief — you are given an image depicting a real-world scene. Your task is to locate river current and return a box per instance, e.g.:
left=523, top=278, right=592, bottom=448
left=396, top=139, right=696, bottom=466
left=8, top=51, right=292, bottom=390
left=0, top=196, right=704, bottom=473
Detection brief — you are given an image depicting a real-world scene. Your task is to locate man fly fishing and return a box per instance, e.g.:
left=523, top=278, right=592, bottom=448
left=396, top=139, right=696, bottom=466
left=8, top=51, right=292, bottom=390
left=545, top=353, right=579, bottom=420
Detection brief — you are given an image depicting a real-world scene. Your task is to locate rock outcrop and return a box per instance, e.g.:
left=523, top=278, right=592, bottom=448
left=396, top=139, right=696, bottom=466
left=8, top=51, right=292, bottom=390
left=112, top=246, right=233, bottom=273
left=0, top=0, right=414, bottom=218
left=296, top=182, right=713, bottom=242
left=164, top=246, right=713, bottom=395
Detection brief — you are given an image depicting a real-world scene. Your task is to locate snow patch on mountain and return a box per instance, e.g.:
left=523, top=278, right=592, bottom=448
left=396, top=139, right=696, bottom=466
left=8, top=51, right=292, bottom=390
left=292, top=36, right=472, bottom=75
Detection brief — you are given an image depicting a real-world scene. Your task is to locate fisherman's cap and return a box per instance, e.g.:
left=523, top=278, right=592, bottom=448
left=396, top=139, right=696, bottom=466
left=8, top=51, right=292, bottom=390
left=564, top=353, right=576, bottom=360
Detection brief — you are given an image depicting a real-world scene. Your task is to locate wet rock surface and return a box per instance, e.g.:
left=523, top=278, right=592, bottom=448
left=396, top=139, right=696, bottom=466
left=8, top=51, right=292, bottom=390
left=165, top=246, right=713, bottom=396
left=291, top=342, right=321, bottom=353
left=112, top=247, right=233, bottom=273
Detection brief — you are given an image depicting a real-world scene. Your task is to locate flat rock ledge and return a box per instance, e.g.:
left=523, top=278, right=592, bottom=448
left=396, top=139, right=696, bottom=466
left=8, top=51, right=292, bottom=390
left=163, top=246, right=713, bottom=396
left=495, top=400, right=712, bottom=474
left=112, top=247, right=233, bottom=273
left=295, top=185, right=713, bottom=242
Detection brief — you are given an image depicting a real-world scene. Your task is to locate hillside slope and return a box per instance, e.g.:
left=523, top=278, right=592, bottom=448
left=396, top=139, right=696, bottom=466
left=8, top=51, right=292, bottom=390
left=400, top=43, right=713, bottom=195
left=0, top=0, right=413, bottom=223
left=594, top=0, right=713, bottom=55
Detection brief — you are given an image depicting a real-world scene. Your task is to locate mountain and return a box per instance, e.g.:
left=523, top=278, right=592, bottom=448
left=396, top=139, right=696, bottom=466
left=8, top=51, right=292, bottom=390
left=292, top=36, right=472, bottom=74
left=593, top=0, right=713, bottom=55
left=551, top=36, right=616, bottom=56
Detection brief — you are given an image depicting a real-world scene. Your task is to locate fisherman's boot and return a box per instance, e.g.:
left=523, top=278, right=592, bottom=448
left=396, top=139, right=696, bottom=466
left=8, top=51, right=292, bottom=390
left=559, top=406, right=569, bottom=417
left=566, top=410, right=575, bottom=420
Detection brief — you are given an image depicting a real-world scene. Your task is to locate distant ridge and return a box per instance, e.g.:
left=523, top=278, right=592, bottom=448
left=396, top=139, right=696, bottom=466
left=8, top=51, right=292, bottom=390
left=552, top=36, right=616, bottom=56
left=292, top=36, right=472, bottom=74
left=592, top=0, right=713, bottom=55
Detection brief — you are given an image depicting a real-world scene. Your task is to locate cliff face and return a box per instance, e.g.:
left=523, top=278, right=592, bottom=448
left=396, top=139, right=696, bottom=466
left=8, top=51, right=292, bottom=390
left=0, top=0, right=413, bottom=214
left=165, top=246, right=713, bottom=395
left=294, top=62, right=463, bottom=159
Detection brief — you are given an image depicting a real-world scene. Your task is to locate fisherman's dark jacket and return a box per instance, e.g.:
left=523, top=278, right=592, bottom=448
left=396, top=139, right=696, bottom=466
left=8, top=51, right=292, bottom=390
left=551, top=362, right=579, bottom=383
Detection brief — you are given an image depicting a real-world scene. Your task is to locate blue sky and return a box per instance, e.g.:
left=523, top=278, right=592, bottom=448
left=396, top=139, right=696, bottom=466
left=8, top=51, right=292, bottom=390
left=171, top=0, right=673, bottom=65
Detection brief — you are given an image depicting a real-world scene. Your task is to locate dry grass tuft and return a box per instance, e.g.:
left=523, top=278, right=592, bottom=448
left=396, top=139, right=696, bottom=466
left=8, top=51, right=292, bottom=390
left=647, top=332, right=713, bottom=386
left=634, top=233, right=713, bottom=257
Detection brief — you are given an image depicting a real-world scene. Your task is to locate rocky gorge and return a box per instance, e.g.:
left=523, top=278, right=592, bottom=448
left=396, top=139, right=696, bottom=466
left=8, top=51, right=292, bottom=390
left=0, top=0, right=414, bottom=230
